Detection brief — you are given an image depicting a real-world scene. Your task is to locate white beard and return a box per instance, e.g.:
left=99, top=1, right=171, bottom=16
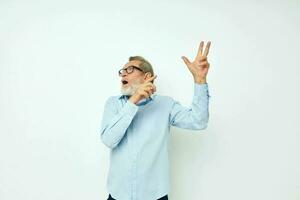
left=120, top=81, right=141, bottom=96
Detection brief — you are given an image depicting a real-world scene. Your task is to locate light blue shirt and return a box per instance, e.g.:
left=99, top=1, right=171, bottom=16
left=100, top=83, right=210, bottom=200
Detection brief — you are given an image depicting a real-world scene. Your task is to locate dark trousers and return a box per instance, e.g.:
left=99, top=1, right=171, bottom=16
left=107, top=194, right=168, bottom=200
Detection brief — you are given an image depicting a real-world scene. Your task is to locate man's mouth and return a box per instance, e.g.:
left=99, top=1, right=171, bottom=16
left=122, top=80, right=128, bottom=85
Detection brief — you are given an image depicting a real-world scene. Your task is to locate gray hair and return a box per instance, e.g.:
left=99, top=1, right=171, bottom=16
left=129, top=56, right=154, bottom=77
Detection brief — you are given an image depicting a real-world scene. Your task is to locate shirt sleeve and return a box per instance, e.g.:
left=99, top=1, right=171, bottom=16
left=169, top=83, right=210, bottom=130
left=100, top=96, right=139, bottom=148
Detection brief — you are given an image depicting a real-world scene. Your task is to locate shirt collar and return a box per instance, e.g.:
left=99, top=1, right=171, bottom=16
left=118, top=94, right=153, bottom=106
left=118, top=94, right=154, bottom=101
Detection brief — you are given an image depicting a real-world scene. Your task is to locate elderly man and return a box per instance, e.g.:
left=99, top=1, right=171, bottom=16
left=100, top=41, right=211, bottom=200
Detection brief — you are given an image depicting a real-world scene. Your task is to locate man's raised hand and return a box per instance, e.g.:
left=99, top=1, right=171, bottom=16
left=181, top=41, right=211, bottom=84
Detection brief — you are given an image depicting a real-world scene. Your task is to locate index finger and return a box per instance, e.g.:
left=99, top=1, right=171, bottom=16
left=145, top=75, right=157, bottom=83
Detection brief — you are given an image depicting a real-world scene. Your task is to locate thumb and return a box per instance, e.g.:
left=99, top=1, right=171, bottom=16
left=181, top=56, right=191, bottom=66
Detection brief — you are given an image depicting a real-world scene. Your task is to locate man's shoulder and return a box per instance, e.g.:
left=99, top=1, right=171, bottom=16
left=153, top=94, right=171, bottom=99
left=104, top=95, right=121, bottom=104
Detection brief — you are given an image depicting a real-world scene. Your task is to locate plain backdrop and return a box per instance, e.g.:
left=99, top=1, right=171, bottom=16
left=0, top=0, right=299, bottom=199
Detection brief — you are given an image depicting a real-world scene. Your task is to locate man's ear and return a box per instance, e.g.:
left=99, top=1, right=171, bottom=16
left=144, top=72, right=154, bottom=83
left=144, top=72, right=152, bottom=80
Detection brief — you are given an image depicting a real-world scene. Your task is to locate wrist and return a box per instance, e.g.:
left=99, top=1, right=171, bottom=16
left=129, top=95, right=140, bottom=105
left=194, top=78, right=207, bottom=84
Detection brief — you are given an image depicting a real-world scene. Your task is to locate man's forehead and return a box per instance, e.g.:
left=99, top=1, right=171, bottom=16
left=123, top=60, right=141, bottom=69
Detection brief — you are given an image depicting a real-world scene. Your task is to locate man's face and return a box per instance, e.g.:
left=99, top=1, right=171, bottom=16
left=120, top=60, right=148, bottom=96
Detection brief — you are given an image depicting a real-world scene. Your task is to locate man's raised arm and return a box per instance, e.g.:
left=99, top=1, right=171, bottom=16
left=169, top=41, right=212, bottom=130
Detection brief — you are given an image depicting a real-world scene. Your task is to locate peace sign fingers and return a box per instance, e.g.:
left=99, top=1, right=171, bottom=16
left=195, top=41, right=211, bottom=60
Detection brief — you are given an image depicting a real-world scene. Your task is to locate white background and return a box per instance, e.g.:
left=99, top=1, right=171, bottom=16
left=0, top=0, right=299, bottom=199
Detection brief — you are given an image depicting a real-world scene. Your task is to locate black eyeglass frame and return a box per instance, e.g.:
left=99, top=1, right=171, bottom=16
left=118, top=65, right=144, bottom=76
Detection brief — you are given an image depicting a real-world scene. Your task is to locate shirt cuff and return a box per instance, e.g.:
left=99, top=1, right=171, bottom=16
left=194, top=83, right=211, bottom=98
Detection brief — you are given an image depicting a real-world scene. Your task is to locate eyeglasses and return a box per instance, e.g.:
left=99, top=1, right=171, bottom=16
left=118, top=65, right=144, bottom=76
